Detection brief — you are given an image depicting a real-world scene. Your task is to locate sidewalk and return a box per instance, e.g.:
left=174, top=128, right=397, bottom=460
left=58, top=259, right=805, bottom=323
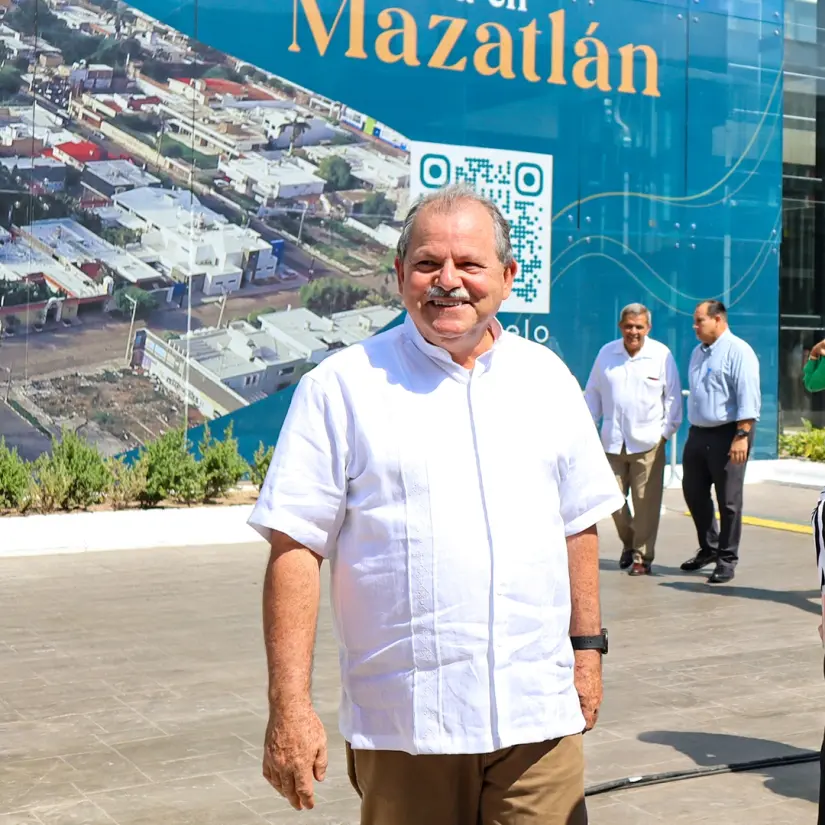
left=0, top=483, right=822, bottom=824
left=664, top=482, right=820, bottom=532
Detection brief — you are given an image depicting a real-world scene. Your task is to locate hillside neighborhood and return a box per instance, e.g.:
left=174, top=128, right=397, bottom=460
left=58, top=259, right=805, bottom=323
left=0, top=0, right=409, bottom=458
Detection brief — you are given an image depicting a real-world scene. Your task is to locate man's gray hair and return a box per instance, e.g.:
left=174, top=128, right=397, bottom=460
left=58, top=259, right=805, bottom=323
left=619, top=302, right=652, bottom=325
left=396, top=182, right=514, bottom=266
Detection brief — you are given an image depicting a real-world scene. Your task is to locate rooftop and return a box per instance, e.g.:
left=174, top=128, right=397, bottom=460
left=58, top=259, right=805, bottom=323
left=306, top=144, right=410, bottom=188
left=259, top=305, right=402, bottom=353
left=329, top=305, right=402, bottom=342
left=174, top=321, right=305, bottom=380
left=0, top=156, right=66, bottom=173
left=25, top=218, right=163, bottom=285
left=0, top=237, right=105, bottom=299
left=53, top=140, right=103, bottom=162
left=172, top=76, right=278, bottom=102
left=222, top=154, right=326, bottom=190
left=84, top=160, right=161, bottom=189
left=112, top=186, right=227, bottom=230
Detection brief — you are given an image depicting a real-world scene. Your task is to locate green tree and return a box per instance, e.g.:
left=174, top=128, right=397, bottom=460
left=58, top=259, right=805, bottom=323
left=203, top=65, right=244, bottom=83
left=198, top=422, right=248, bottom=501
left=105, top=455, right=147, bottom=510
left=250, top=441, right=274, bottom=491
left=114, top=287, right=157, bottom=318
left=299, top=276, right=371, bottom=317
left=102, top=227, right=141, bottom=247
left=139, top=428, right=204, bottom=507
left=361, top=191, right=394, bottom=224
left=0, top=68, right=21, bottom=96
left=0, top=438, right=29, bottom=510
left=317, top=156, right=353, bottom=191
left=29, top=430, right=111, bottom=511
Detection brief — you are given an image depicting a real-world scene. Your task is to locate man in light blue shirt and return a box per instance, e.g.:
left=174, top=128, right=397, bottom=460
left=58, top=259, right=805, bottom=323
left=680, top=300, right=761, bottom=583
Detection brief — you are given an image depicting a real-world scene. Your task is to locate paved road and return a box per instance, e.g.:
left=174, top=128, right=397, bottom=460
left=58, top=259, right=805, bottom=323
left=0, top=399, right=50, bottom=459
left=0, top=485, right=822, bottom=823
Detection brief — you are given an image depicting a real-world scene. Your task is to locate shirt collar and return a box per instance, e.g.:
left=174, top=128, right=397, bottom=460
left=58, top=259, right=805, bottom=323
left=611, top=337, right=649, bottom=360
left=702, top=328, right=730, bottom=353
left=403, top=313, right=503, bottom=374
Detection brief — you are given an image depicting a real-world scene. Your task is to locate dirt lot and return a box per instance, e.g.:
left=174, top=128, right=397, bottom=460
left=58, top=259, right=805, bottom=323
left=20, top=369, right=205, bottom=457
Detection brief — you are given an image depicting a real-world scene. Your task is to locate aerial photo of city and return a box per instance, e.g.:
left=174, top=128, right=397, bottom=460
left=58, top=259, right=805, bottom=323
left=0, top=0, right=414, bottom=460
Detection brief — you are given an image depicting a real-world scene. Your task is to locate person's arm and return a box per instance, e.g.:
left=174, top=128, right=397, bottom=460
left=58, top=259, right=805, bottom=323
left=262, top=533, right=327, bottom=810
left=662, top=350, right=683, bottom=441
left=583, top=353, right=603, bottom=424
left=729, top=344, right=760, bottom=464
left=804, top=343, right=825, bottom=393
left=557, top=365, right=624, bottom=731
left=249, top=374, right=348, bottom=811
left=264, top=532, right=323, bottom=712
left=567, top=526, right=602, bottom=731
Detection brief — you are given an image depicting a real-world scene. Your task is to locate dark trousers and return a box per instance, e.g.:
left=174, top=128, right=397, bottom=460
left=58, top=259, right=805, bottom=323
left=682, top=423, right=753, bottom=570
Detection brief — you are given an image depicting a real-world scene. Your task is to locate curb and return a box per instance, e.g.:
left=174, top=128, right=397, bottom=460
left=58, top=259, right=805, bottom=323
left=0, top=504, right=265, bottom=558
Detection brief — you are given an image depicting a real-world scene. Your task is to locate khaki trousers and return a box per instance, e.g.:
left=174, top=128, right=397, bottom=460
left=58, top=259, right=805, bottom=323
left=607, top=441, right=666, bottom=564
left=345, top=734, right=587, bottom=825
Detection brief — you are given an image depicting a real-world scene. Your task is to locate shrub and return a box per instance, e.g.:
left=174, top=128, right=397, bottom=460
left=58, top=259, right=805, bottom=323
left=28, top=452, right=72, bottom=514
left=198, top=423, right=248, bottom=501
left=139, top=428, right=204, bottom=507
left=50, top=430, right=111, bottom=510
left=250, top=441, right=274, bottom=491
left=105, top=455, right=147, bottom=510
left=780, top=420, right=825, bottom=462
left=0, top=438, right=29, bottom=510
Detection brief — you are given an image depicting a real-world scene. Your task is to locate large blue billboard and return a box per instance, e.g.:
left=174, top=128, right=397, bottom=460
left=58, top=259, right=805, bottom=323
left=125, top=0, right=783, bottom=459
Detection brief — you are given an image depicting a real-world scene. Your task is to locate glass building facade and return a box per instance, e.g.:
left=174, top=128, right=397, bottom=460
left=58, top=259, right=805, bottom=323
left=783, top=0, right=825, bottom=428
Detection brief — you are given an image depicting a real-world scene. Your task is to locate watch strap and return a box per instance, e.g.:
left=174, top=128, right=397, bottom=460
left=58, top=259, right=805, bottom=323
left=570, top=628, right=608, bottom=654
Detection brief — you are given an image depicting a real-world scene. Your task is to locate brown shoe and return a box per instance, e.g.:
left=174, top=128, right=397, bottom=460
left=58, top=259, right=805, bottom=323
left=628, top=562, right=651, bottom=576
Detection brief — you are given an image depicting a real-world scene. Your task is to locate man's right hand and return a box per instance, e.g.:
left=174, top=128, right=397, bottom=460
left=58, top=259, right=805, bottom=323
left=263, top=702, right=328, bottom=811
left=810, top=340, right=825, bottom=360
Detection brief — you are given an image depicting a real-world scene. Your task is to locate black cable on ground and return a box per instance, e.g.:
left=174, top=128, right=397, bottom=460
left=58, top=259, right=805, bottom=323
left=585, top=751, right=820, bottom=797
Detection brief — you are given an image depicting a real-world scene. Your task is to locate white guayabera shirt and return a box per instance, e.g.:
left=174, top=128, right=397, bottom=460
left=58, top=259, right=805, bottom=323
left=249, top=315, right=624, bottom=756
left=583, top=337, right=683, bottom=455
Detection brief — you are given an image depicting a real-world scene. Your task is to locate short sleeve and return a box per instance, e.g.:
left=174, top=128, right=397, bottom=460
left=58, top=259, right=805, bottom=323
left=557, top=367, right=625, bottom=536
left=247, top=374, right=347, bottom=557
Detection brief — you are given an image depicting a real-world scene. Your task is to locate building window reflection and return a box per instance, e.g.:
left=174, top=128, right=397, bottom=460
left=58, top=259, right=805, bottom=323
left=782, top=0, right=825, bottom=428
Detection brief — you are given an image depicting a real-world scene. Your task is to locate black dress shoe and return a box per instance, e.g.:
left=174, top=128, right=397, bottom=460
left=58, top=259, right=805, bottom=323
left=707, top=567, right=734, bottom=584
left=619, top=549, right=633, bottom=570
left=680, top=550, right=717, bottom=571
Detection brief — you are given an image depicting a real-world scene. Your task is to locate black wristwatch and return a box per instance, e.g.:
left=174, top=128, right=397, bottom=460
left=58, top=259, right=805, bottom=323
left=570, top=628, right=608, bottom=655
left=734, top=428, right=750, bottom=439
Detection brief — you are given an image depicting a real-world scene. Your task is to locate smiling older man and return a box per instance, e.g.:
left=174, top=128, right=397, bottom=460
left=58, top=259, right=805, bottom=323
left=249, top=182, right=624, bottom=825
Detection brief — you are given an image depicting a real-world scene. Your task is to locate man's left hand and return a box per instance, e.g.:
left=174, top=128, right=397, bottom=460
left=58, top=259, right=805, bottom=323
left=574, top=649, right=602, bottom=732
left=729, top=435, right=748, bottom=465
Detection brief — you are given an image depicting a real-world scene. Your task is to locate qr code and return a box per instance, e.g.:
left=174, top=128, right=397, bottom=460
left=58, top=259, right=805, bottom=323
left=409, top=140, right=553, bottom=314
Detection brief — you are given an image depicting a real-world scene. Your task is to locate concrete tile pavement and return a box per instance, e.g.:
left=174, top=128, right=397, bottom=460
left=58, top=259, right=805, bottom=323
left=0, top=482, right=823, bottom=824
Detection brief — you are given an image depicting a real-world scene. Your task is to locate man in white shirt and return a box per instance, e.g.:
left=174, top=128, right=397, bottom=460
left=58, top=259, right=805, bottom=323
left=249, top=182, right=624, bottom=825
left=584, top=305, right=682, bottom=576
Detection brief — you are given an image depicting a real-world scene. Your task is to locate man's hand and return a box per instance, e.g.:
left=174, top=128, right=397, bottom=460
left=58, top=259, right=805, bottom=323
left=810, top=340, right=825, bottom=360
left=263, top=702, right=327, bottom=810
left=729, top=435, right=748, bottom=465
left=574, top=649, right=603, bottom=732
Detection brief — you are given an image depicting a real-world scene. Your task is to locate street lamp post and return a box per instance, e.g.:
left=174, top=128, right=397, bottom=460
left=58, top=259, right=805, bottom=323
left=123, top=293, right=138, bottom=366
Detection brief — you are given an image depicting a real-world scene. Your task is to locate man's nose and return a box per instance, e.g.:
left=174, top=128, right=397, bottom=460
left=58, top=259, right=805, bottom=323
left=435, top=260, right=462, bottom=289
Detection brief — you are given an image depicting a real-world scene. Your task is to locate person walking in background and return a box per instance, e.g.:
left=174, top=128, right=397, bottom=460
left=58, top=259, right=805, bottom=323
left=250, top=183, right=624, bottom=825
left=584, top=303, right=682, bottom=576
left=680, top=300, right=760, bottom=584
left=802, top=338, right=825, bottom=825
